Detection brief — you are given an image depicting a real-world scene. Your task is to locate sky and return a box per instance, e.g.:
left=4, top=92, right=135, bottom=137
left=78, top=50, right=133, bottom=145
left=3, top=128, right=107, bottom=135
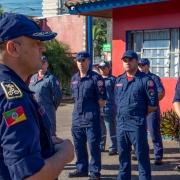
left=0, top=0, right=42, bottom=16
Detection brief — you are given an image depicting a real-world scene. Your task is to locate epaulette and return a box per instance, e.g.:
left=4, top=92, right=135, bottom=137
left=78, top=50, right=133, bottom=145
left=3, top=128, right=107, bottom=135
left=0, top=81, right=23, bottom=100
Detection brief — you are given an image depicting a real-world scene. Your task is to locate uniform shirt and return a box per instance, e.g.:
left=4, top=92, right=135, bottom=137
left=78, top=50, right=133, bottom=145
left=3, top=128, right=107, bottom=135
left=173, top=78, right=180, bottom=102
left=148, top=72, right=165, bottom=93
left=29, top=72, right=62, bottom=111
left=71, top=69, right=107, bottom=127
left=101, top=75, right=117, bottom=117
left=0, top=64, right=54, bottom=180
left=115, top=70, right=158, bottom=131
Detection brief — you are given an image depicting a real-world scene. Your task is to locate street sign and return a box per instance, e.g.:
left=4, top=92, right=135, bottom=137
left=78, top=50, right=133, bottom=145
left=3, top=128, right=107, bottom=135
left=103, top=43, right=112, bottom=51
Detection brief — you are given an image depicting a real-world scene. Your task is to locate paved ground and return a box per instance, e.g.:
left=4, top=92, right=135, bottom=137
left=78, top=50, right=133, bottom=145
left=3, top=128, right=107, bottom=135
left=56, top=102, right=180, bottom=180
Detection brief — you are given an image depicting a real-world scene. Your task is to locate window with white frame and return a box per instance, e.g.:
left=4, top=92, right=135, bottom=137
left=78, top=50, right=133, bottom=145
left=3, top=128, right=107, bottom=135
left=128, top=29, right=179, bottom=77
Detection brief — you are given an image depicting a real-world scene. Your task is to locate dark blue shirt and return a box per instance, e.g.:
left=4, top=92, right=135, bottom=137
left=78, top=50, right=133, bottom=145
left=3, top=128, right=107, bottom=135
left=71, top=69, right=107, bottom=127
left=148, top=72, right=165, bottom=93
left=173, top=78, right=180, bottom=102
left=115, top=70, right=158, bottom=131
left=0, top=64, right=54, bottom=180
left=101, top=75, right=117, bottom=117
left=29, top=71, right=62, bottom=110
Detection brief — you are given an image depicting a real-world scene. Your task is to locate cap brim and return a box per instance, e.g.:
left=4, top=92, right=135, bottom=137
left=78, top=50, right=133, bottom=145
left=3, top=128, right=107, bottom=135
left=25, top=30, right=57, bottom=41
left=121, top=55, right=133, bottom=60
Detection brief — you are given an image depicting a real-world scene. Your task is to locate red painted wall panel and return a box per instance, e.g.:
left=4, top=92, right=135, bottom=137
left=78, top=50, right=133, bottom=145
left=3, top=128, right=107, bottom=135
left=112, top=0, right=180, bottom=112
left=41, top=15, right=85, bottom=53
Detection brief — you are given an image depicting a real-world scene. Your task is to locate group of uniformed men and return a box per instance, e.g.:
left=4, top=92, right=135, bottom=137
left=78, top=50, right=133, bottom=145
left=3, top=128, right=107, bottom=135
left=68, top=50, right=166, bottom=180
left=0, top=12, right=180, bottom=180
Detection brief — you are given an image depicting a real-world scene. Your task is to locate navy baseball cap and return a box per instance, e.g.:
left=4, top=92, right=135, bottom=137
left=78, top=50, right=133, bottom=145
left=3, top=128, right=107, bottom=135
left=42, top=56, right=48, bottom=62
left=121, top=50, right=138, bottom=60
left=139, top=58, right=150, bottom=66
left=76, top=51, right=90, bottom=60
left=98, top=61, right=110, bottom=68
left=0, top=12, right=57, bottom=43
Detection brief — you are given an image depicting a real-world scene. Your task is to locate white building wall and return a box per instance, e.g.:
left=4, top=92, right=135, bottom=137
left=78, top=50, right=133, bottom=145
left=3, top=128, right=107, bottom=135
left=42, top=0, right=68, bottom=17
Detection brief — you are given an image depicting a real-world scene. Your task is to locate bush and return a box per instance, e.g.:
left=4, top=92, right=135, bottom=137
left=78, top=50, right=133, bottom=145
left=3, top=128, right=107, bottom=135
left=43, top=40, right=75, bottom=95
left=160, top=109, right=180, bottom=140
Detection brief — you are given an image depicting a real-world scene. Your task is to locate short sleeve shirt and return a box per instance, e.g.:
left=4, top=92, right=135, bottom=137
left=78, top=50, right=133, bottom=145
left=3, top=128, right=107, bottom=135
left=71, top=69, right=107, bottom=127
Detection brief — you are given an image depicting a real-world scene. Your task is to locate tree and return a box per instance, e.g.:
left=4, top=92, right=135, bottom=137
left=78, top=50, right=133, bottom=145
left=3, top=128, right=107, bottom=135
left=43, top=40, right=75, bottom=95
left=92, top=18, right=108, bottom=57
left=92, top=25, right=106, bottom=57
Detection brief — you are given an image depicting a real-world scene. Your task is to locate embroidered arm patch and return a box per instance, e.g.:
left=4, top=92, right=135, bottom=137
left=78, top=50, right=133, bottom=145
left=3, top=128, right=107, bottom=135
left=3, top=106, right=27, bottom=127
left=1, top=82, right=23, bottom=100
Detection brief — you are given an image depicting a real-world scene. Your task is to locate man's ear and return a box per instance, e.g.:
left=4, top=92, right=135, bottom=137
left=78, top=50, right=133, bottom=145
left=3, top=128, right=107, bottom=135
left=6, top=41, right=20, bottom=57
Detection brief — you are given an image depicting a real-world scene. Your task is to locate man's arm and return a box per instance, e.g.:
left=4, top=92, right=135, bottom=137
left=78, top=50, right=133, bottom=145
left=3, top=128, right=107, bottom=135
left=25, top=139, right=74, bottom=180
left=158, top=91, right=165, bottom=101
left=98, top=100, right=106, bottom=109
left=147, top=106, right=157, bottom=115
left=51, top=77, right=62, bottom=110
left=173, top=102, right=180, bottom=118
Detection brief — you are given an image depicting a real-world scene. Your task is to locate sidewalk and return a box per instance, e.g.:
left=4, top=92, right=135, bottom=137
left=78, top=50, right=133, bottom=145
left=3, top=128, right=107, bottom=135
left=57, top=103, right=180, bottom=180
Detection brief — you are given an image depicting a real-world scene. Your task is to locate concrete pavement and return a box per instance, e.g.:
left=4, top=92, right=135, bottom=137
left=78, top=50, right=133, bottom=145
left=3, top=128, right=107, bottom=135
left=57, top=102, right=180, bottom=180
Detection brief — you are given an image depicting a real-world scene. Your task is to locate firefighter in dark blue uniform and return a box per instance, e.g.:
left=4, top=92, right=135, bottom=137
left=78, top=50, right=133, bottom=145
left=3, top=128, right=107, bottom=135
left=29, top=56, right=62, bottom=136
left=68, top=51, right=107, bottom=180
left=98, top=61, right=117, bottom=155
left=172, top=78, right=180, bottom=171
left=138, top=58, right=165, bottom=165
left=0, top=12, right=74, bottom=180
left=115, top=50, right=158, bottom=180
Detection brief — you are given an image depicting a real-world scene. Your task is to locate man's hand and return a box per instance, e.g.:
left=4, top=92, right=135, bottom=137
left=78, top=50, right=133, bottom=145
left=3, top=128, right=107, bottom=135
left=54, top=139, right=74, bottom=163
left=52, top=136, right=64, bottom=145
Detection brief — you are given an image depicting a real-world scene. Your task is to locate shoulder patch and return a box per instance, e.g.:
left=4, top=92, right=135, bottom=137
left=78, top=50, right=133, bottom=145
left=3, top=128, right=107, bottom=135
left=3, top=106, right=27, bottom=127
left=147, top=80, right=154, bottom=87
left=1, top=82, right=23, bottom=100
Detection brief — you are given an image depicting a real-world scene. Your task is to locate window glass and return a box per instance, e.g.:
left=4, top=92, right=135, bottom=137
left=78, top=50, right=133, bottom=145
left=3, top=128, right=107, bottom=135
left=129, top=29, right=179, bottom=77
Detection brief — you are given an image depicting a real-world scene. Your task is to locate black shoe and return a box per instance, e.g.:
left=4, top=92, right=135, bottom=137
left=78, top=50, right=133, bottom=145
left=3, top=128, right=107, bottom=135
left=154, top=158, right=162, bottom=165
left=174, top=165, right=180, bottom=171
left=68, top=171, right=88, bottom=178
left=109, top=151, right=117, bottom=156
left=89, top=175, right=100, bottom=180
left=131, top=155, right=137, bottom=161
left=100, top=149, right=105, bottom=152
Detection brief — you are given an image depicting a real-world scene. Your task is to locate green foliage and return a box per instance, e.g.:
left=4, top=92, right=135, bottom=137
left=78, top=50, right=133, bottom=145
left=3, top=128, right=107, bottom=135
left=160, top=109, right=180, bottom=140
left=43, top=40, right=75, bottom=95
left=0, top=10, right=4, bottom=14
left=93, top=18, right=108, bottom=57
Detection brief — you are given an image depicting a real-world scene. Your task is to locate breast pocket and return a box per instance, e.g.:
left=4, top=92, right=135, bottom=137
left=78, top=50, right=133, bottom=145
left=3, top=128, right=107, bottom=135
left=83, top=82, right=94, bottom=99
left=72, top=84, right=78, bottom=98
left=133, top=93, right=142, bottom=101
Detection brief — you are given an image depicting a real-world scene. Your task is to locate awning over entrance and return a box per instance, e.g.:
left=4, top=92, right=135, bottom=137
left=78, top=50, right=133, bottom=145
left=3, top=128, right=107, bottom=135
left=64, top=0, right=167, bottom=18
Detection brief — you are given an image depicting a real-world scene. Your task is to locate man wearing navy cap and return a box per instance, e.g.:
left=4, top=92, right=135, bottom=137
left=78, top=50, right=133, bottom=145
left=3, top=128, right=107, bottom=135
left=68, top=51, right=107, bottom=180
left=115, top=50, right=158, bottom=180
left=29, top=56, right=62, bottom=136
left=137, top=58, right=165, bottom=165
left=98, top=61, right=117, bottom=155
left=0, top=13, right=74, bottom=180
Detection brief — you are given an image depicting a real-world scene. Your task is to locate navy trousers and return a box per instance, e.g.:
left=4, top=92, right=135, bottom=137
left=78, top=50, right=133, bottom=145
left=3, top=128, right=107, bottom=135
left=72, top=126, right=101, bottom=176
left=147, top=107, right=163, bottom=159
left=116, top=126, right=151, bottom=180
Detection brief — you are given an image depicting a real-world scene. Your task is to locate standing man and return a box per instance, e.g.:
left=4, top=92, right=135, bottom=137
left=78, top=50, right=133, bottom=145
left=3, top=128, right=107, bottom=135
left=172, top=78, right=180, bottom=171
left=115, top=50, right=158, bottom=180
left=138, top=58, right=165, bottom=165
left=29, top=55, right=62, bottom=136
left=68, top=51, right=107, bottom=180
left=98, top=61, right=117, bottom=155
left=0, top=13, right=74, bottom=180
